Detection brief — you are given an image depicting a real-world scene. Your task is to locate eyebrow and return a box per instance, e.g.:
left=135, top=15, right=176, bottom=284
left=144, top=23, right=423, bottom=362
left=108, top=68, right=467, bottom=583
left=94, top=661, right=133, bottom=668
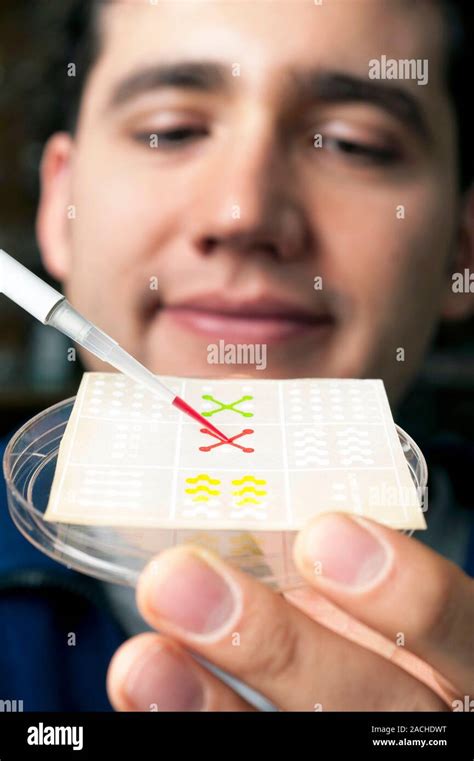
left=106, top=61, right=429, bottom=139
left=107, top=62, right=229, bottom=108
left=293, top=71, right=429, bottom=140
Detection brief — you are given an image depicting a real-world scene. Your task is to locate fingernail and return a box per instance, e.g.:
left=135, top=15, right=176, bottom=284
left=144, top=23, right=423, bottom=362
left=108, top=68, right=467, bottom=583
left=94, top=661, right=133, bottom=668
left=147, top=549, right=239, bottom=637
left=304, top=515, right=390, bottom=589
left=124, top=644, right=204, bottom=711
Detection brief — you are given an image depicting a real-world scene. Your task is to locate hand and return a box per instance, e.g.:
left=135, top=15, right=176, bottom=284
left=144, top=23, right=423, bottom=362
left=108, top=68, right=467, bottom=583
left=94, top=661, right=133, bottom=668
left=106, top=514, right=474, bottom=711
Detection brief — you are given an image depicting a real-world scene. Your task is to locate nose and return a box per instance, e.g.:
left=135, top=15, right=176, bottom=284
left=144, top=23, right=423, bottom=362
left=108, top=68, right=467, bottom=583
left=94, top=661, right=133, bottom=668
left=188, top=123, right=312, bottom=263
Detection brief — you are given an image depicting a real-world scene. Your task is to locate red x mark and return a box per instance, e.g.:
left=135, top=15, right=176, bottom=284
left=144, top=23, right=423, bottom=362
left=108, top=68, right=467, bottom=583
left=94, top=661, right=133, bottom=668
left=199, top=428, right=255, bottom=453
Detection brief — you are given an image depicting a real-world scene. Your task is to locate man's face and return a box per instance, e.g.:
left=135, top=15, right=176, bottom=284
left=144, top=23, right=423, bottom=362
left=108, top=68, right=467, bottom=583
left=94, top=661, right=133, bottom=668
left=38, top=0, right=464, bottom=402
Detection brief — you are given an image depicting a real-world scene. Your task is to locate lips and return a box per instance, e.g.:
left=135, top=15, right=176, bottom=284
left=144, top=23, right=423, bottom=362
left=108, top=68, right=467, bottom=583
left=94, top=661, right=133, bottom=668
left=152, top=293, right=336, bottom=343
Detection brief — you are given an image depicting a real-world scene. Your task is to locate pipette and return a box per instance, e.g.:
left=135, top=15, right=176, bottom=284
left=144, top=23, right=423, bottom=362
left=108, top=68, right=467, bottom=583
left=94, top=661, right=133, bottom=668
left=0, top=249, right=228, bottom=440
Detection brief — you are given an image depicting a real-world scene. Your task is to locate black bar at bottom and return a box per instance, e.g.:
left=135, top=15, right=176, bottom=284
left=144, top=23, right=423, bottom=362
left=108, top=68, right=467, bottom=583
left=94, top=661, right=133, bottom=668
left=0, top=711, right=473, bottom=758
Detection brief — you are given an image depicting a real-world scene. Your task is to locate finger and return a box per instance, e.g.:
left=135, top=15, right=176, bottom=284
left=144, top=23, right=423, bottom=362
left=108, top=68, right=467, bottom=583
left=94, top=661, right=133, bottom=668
left=135, top=545, right=447, bottom=711
left=293, top=513, right=474, bottom=695
left=107, top=632, right=257, bottom=712
left=282, top=585, right=459, bottom=706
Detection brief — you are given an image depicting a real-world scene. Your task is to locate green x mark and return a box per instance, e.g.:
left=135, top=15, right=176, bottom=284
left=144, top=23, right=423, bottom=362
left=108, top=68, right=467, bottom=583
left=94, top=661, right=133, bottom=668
left=201, top=394, right=254, bottom=417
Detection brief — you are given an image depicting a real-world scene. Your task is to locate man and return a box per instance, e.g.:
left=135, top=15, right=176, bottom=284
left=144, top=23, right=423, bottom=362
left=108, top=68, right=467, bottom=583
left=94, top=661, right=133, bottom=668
left=0, top=0, right=473, bottom=711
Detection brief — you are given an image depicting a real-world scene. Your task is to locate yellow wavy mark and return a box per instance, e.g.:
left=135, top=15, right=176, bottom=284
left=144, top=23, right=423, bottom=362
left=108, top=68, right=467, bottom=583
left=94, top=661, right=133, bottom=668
left=185, top=486, right=220, bottom=496
left=232, top=487, right=267, bottom=497
left=231, top=475, right=267, bottom=486
left=186, top=474, right=221, bottom=485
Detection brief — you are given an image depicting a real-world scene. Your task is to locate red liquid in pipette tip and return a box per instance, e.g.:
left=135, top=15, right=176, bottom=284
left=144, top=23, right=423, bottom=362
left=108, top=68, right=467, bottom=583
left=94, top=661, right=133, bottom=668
left=172, top=396, right=228, bottom=441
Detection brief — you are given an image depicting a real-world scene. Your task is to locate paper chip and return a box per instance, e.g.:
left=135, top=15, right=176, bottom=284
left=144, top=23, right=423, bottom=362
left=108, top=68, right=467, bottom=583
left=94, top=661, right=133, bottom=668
left=44, top=373, right=426, bottom=531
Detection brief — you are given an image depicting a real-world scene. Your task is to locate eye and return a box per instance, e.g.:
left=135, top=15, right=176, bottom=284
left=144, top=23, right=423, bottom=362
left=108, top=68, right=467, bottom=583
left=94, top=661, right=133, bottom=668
left=132, top=126, right=209, bottom=148
left=323, top=136, right=400, bottom=165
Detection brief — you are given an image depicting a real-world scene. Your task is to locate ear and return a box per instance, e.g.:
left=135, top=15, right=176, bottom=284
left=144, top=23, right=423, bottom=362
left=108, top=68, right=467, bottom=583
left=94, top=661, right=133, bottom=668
left=36, top=132, right=75, bottom=282
left=440, top=185, right=474, bottom=320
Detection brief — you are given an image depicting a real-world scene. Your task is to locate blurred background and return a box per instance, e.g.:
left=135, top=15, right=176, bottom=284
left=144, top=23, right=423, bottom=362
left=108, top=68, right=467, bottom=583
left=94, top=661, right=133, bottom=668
left=0, top=0, right=473, bottom=444
left=0, top=1, right=86, bottom=436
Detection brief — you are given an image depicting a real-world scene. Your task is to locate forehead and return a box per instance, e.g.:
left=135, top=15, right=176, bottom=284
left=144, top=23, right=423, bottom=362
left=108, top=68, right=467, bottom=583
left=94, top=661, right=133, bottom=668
left=90, top=0, right=446, bottom=91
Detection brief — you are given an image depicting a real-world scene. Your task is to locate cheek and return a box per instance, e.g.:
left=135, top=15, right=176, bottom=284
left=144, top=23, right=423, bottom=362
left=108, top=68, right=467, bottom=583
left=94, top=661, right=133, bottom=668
left=70, top=143, right=181, bottom=279
left=315, top=179, right=452, bottom=318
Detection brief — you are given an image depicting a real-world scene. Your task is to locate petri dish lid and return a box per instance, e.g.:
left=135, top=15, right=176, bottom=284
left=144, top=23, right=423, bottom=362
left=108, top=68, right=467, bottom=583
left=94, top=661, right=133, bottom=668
left=3, top=397, right=428, bottom=592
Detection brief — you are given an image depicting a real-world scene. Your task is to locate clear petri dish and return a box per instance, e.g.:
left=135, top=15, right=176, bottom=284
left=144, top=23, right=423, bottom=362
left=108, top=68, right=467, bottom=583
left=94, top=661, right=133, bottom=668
left=3, top=397, right=428, bottom=592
